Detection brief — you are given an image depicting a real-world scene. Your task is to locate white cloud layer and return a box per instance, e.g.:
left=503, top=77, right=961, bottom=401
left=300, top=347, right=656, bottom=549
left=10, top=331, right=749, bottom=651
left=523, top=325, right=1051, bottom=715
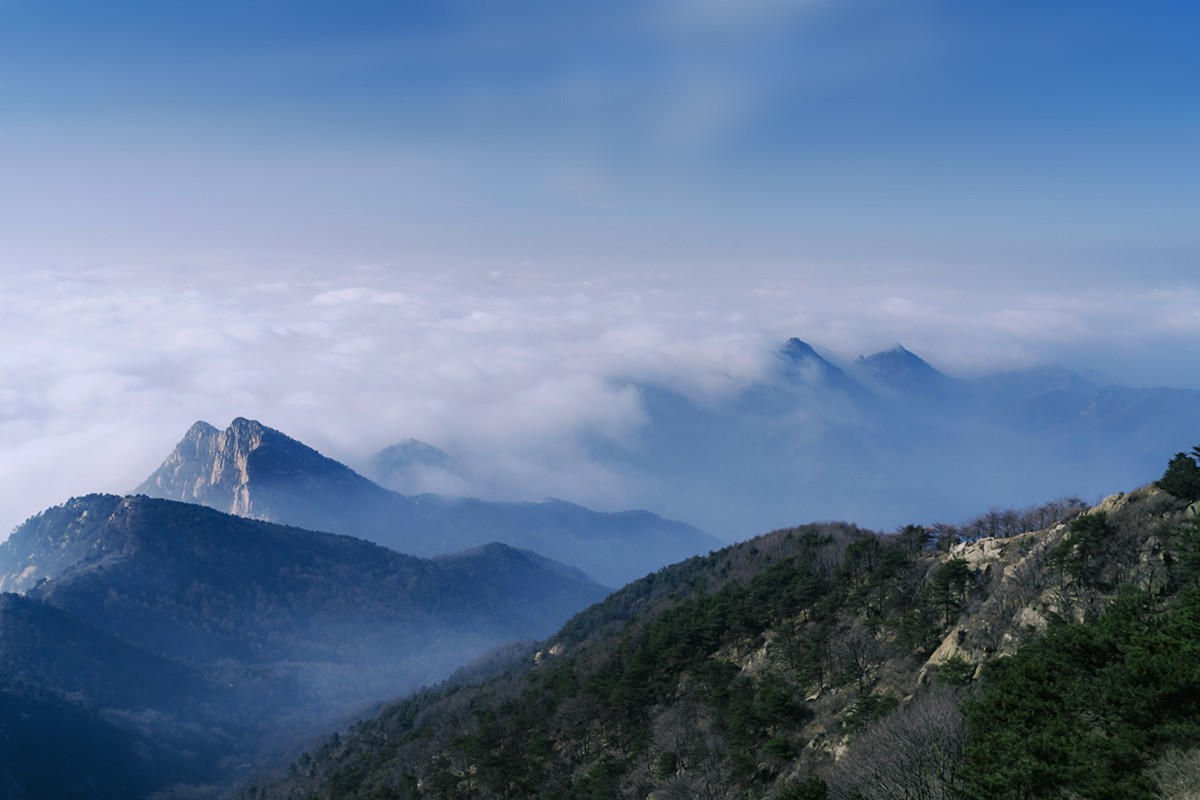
left=1, top=261, right=1198, bottom=538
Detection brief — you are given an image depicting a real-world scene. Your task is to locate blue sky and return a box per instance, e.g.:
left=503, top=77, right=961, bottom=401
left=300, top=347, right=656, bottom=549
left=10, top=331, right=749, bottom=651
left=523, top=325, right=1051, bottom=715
left=3, top=1, right=1195, bottom=272
left=0, top=1, right=1197, bottom=534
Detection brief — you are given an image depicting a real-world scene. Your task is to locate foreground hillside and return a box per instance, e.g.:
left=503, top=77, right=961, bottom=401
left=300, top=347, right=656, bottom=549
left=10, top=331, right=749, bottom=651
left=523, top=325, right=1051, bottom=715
left=0, top=495, right=608, bottom=798
left=247, top=481, right=1200, bottom=799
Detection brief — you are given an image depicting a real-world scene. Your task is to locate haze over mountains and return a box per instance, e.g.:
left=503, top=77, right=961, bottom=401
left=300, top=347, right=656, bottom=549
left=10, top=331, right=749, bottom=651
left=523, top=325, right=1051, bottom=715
left=136, top=417, right=720, bottom=587
left=0, top=343, right=1196, bottom=797
left=4, top=1, right=1194, bottom=795
left=0, top=493, right=609, bottom=797
left=0, top=414, right=720, bottom=797
left=486, top=338, right=1200, bottom=538
left=133, top=338, right=1200, bottom=549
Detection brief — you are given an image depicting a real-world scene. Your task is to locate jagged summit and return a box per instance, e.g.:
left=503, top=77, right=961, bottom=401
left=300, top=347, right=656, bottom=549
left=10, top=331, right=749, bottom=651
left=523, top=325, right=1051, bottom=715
left=135, top=417, right=383, bottom=524
left=136, top=417, right=262, bottom=513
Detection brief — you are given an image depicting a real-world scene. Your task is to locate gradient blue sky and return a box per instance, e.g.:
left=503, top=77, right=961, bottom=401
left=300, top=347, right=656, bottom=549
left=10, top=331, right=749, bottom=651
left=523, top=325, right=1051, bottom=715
left=3, top=1, right=1196, bottom=272
left=0, top=1, right=1197, bottom=534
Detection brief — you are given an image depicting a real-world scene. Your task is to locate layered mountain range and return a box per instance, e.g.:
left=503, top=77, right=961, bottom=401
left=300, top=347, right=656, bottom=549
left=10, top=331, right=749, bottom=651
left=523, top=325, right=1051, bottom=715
left=3, top=337, right=1199, bottom=798
left=0, top=415, right=729, bottom=796
left=556, top=338, right=1200, bottom=537
left=137, top=417, right=720, bottom=587
left=0, top=493, right=608, bottom=797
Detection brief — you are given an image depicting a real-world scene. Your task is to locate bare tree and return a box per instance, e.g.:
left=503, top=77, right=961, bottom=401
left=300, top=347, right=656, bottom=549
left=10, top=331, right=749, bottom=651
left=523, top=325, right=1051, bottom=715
left=1148, top=747, right=1200, bottom=799
left=824, top=688, right=966, bottom=800
left=647, top=700, right=733, bottom=800
left=551, top=695, right=606, bottom=761
left=833, top=624, right=882, bottom=693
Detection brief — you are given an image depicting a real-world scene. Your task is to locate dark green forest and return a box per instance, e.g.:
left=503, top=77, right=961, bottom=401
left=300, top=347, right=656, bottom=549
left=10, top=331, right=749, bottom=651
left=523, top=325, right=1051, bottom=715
left=244, top=452, right=1200, bottom=800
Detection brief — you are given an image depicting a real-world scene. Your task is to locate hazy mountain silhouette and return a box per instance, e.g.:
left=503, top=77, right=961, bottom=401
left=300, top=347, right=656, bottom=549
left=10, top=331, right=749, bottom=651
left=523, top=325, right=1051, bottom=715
left=367, top=438, right=466, bottom=495
left=0, top=493, right=609, bottom=796
left=852, top=343, right=959, bottom=401
left=575, top=339, right=1200, bottom=537
left=137, top=418, right=721, bottom=586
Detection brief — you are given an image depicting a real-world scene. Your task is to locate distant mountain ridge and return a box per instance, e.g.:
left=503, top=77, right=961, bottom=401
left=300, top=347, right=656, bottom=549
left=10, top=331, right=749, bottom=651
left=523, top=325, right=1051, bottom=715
left=137, top=418, right=721, bottom=586
left=0, top=494, right=607, bottom=658
left=569, top=337, right=1200, bottom=537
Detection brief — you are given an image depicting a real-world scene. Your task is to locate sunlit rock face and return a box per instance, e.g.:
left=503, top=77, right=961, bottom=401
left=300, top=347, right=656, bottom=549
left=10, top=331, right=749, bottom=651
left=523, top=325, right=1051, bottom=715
left=135, top=419, right=379, bottom=525
left=139, top=419, right=261, bottom=515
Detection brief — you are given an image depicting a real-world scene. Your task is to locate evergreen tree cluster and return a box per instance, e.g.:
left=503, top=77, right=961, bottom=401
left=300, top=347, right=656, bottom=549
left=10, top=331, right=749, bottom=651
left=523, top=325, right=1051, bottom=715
left=1157, top=446, right=1200, bottom=502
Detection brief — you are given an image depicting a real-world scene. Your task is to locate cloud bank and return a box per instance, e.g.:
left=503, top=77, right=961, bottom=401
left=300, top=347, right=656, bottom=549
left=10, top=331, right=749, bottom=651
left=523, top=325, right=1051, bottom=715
left=1, top=2, right=1196, bottom=536
left=1, top=261, right=1197, bottom=538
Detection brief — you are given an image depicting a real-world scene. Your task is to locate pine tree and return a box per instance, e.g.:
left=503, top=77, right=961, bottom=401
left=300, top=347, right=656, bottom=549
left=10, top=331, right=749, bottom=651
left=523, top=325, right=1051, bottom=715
left=1157, top=448, right=1200, bottom=502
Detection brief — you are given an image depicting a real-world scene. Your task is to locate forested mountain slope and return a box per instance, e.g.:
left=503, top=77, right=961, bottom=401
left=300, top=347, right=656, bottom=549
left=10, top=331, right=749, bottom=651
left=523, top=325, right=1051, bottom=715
left=0, top=494, right=608, bottom=798
left=246, top=476, right=1200, bottom=800
left=0, top=592, right=223, bottom=799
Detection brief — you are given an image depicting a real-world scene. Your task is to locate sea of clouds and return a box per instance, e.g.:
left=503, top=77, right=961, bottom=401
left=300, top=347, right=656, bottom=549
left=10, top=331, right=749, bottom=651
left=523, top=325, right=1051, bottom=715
left=2, top=261, right=1198, bottom=539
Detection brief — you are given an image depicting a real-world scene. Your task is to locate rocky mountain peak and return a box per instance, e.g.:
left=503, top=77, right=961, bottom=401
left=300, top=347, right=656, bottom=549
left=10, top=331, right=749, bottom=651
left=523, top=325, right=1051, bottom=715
left=183, top=420, right=219, bottom=440
left=136, top=417, right=398, bottom=537
left=136, top=418, right=295, bottom=518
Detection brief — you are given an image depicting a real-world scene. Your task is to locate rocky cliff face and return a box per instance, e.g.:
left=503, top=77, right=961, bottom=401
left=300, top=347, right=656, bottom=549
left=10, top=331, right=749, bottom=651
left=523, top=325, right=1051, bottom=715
left=135, top=417, right=396, bottom=535
left=137, top=418, right=267, bottom=516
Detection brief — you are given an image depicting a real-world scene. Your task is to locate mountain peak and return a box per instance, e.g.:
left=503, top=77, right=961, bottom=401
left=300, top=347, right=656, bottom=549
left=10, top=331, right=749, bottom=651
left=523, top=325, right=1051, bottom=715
left=859, top=342, right=923, bottom=364
left=854, top=344, right=952, bottom=396
left=136, top=417, right=376, bottom=521
left=777, top=337, right=863, bottom=395
left=184, top=420, right=219, bottom=439
left=781, top=337, right=820, bottom=361
left=228, top=416, right=265, bottom=434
